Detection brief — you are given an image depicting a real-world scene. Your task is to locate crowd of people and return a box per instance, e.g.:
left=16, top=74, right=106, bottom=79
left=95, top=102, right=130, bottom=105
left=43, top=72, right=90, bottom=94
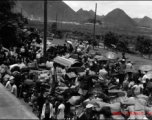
left=1, top=30, right=152, bottom=120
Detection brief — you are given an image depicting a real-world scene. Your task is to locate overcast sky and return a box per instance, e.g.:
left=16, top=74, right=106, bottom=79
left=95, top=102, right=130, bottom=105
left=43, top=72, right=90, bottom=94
left=64, top=1, right=152, bottom=18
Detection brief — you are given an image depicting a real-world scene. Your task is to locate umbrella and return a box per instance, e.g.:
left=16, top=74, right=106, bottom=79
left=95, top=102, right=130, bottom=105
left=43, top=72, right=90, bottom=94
left=67, top=41, right=72, bottom=44
left=125, top=69, right=137, bottom=73
left=143, top=71, right=152, bottom=79
left=94, top=55, right=108, bottom=61
left=139, top=65, right=152, bottom=71
left=105, top=52, right=118, bottom=60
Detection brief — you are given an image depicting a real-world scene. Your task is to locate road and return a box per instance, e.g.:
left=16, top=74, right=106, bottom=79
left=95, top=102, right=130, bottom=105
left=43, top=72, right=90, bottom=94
left=0, top=83, right=38, bottom=119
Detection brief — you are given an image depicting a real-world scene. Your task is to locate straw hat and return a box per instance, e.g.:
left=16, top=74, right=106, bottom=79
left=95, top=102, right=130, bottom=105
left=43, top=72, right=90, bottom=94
left=86, top=104, right=94, bottom=109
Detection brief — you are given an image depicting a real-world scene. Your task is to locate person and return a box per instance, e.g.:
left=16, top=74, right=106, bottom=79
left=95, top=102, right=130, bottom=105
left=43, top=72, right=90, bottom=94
left=63, top=44, right=67, bottom=54
left=126, top=60, right=133, bottom=69
left=122, top=52, right=126, bottom=61
left=41, top=97, right=54, bottom=120
left=78, top=68, right=93, bottom=96
left=11, top=79, right=18, bottom=97
left=86, top=43, right=90, bottom=53
left=56, top=100, right=65, bottom=120
left=37, top=92, right=46, bottom=119
left=118, top=59, right=126, bottom=85
left=98, top=66, right=108, bottom=85
left=0, top=47, right=6, bottom=65
left=79, top=104, right=95, bottom=120
left=5, top=76, right=14, bottom=91
left=20, top=46, right=25, bottom=62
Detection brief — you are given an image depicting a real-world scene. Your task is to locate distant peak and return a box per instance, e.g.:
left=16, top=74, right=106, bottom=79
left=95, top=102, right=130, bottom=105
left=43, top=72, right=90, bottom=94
left=113, top=8, right=124, bottom=12
left=78, top=8, right=83, bottom=12
left=89, top=10, right=94, bottom=12
left=143, top=16, right=150, bottom=19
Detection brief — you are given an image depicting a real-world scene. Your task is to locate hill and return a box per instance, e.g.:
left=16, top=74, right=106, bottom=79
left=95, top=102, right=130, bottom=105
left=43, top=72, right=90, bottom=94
left=133, top=18, right=142, bottom=23
left=139, top=16, right=152, bottom=28
left=103, top=8, right=138, bottom=28
left=76, top=8, right=104, bottom=21
left=14, top=1, right=80, bottom=22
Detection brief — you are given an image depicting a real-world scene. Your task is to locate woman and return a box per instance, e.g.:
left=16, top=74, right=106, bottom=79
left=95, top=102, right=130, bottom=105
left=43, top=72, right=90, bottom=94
left=41, top=97, right=54, bottom=120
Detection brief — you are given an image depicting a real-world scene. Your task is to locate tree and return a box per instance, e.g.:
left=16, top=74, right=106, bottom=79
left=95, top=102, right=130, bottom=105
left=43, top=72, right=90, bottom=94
left=0, top=0, right=28, bottom=48
left=104, top=31, right=119, bottom=48
left=135, top=35, right=152, bottom=58
left=51, top=22, right=57, bottom=35
left=116, top=39, right=129, bottom=52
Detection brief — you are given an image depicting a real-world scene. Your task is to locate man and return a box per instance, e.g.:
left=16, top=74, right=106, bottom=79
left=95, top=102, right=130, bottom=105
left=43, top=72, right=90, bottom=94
left=5, top=76, right=14, bottom=91
left=98, top=66, right=108, bottom=84
left=78, top=68, right=93, bottom=96
left=41, top=97, right=54, bottom=120
left=37, top=92, right=45, bottom=119
left=78, top=104, right=95, bottom=120
left=56, top=100, right=65, bottom=120
left=119, top=59, right=126, bottom=85
left=122, top=52, right=126, bottom=61
left=11, top=79, right=18, bottom=97
left=0, top=46, right=6, bottom=65
left=126, top=60, right=133, bottom=69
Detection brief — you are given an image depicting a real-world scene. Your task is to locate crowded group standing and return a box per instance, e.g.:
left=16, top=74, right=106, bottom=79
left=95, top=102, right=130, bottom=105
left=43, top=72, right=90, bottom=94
left=1, top=28, right=152, bottom=120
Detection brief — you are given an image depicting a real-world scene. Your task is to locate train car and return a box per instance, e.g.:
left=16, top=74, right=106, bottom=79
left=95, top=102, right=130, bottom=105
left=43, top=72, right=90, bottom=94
left=0, top=83, right=38, bottom=119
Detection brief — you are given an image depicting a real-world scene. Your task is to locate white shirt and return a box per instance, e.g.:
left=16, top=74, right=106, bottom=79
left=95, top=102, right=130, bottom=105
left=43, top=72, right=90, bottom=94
left=128, top=81, right=135, bottom=88
left=51, top=67, right=55, bottom=75
left=99, top=69, right=108, bottom=79
left=11, top=84, right=17, bottom=97
left=36, top=53, right=41, bottom=59
left=57, top=103, right=65, bottom=119
left=132, top=84, right=143, bottom=95
left=41, top=103, right=54, bottom=119
left=126, top=63, right=133, bottom=69
left=5, top=81, right=12, bottom=91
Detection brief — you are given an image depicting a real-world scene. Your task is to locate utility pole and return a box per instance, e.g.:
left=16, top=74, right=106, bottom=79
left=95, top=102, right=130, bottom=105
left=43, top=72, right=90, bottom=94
left=21, top=8, right=22, bottom=15
left=43, top=0, right=47, bottom=63
left=55, top=12, right=58, bottom=37
left=93, top=3, right=97, bottom=49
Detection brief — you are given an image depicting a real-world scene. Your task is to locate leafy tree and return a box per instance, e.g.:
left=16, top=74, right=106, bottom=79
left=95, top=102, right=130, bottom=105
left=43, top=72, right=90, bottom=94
left=116, top=39, right=129, bottom=52
left=93, top=40, right=98, bottom=47
left=0, top=0, right=28, bottom=48
left=135, top=35, right=152, bottom=58
left=104, top=31, right=119, bottom=48
left=51, top=22, right=57, bottom=34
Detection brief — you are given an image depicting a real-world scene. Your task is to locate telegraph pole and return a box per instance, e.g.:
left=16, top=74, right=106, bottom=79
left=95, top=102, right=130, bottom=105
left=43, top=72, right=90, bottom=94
left=43, top=0, right=47, bottom=63
left=21, top=8, right=22, bottom=15
left=55, top=12, right=58, bottom=37
left=93, top=3, right=97, bottom=49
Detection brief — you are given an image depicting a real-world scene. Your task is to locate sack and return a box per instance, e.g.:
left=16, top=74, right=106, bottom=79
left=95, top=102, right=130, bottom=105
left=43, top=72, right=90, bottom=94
left=0, top=68, right=6, bottom=74
left=39, top=63, right=46, bottom=69
left=20, top=48, right=25, bottom=53
left=21, top=66, right=29, bottom=73
left=46, top=61, right=53, bottom=69
left=11, top=66, right=20, bottom=72
left=28, top=63, right=36, bottom=69
left=68, top=96, right=81, bottom=105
